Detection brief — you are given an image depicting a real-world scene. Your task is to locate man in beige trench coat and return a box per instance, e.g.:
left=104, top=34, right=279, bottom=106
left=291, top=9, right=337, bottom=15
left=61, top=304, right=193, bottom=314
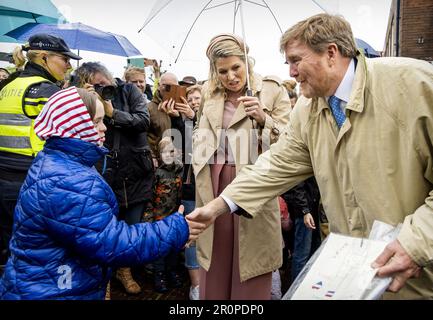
left=187, top=13, right=433, bottom=299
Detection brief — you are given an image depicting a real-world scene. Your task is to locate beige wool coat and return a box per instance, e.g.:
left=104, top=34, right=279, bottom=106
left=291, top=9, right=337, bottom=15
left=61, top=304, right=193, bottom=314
left=223, top=54, right=433, bottom=299
left=192, top=73, right=291, bottom=282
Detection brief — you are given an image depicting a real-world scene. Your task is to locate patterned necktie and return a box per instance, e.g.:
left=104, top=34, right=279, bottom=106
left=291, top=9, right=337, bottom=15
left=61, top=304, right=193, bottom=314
left=328, top=95, right=346, bottom=129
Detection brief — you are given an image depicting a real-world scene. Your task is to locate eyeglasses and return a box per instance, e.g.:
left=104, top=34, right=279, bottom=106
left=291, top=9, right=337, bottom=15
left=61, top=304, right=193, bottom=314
left=49, top=53, right=71, bottom=64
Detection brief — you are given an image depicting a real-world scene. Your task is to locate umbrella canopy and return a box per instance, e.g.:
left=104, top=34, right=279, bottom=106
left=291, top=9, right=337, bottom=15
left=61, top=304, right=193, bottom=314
left=6, top=22, right=142, bottom=57
left=0, top=0, right=66, bottom=43
left=138, top=0, right=323, bottom=79
left=355, top=38, right=380, bottom=58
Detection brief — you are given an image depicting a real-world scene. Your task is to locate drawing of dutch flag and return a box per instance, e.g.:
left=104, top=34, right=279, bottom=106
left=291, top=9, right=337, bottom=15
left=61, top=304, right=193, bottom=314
left=311, top=281, right=322, bottom=289
left=325, top=290, right=336, bottom=298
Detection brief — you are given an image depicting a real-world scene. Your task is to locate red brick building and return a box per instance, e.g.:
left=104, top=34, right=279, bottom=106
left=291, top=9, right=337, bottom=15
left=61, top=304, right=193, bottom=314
left=383, top=0, right=433, bottom=62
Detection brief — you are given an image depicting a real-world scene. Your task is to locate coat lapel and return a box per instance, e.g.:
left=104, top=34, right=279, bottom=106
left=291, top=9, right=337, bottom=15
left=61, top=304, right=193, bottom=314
left=192, top=95, right=224, bottom=176
left=203, top=94, right=225, bottom=135
left=227, top=101, right=247, bottom=128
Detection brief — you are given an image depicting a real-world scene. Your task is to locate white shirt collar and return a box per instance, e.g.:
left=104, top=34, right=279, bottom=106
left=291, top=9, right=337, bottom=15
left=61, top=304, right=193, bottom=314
left=328, top=58, right=355, bottom=104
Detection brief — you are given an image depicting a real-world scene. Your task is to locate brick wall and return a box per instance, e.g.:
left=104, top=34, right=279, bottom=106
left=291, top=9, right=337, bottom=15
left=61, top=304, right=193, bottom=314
left=400, top=0, right=433, bottom=61
left=383, top=0, right=433, bottom=61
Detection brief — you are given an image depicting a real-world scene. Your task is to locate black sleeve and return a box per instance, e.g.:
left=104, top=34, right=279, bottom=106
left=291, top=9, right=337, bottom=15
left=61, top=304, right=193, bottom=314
left=171, top=115, right=185, bottom=152
left=283, top=182, right=311, bottom=216
left=111, top=84, right=150, bottom=132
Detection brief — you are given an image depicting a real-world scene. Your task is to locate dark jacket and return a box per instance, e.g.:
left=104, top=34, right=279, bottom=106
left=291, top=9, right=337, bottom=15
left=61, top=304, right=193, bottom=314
left=146, top=90, right=185, bottom=158
left=144, top=161, right=183, bottom=221
left=99, top=78, right=153, bottom=208
left=283, top=177, right=321, bottom=219
left=181, top=118, right=196, bottom=201
left=0, top=137, right=189, bottom=300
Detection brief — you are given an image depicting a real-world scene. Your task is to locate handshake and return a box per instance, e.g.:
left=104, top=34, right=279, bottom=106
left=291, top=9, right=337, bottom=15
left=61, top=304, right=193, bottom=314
left=180, top=197, right=232, bottom=245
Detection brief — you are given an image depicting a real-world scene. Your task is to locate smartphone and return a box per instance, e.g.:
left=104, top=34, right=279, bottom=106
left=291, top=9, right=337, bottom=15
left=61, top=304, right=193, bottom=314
left=161, top=84, right=187, bottom=104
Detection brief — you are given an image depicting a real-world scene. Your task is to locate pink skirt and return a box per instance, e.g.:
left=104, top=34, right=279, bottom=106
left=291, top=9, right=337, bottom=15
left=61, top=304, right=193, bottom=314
left=199, top=164, right=271, bottom=300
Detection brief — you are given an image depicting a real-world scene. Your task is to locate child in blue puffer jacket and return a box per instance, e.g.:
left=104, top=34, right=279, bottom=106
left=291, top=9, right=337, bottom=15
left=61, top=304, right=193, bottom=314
left=0, top=87, right=190, bottom=300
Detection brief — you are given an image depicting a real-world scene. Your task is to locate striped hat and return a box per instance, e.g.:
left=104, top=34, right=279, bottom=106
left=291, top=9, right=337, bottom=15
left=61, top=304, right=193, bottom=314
left=34, top=86, right=100, bottom=145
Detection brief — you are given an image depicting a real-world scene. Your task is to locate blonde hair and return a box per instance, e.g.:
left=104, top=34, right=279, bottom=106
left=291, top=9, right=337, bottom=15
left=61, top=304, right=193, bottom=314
left=280, top=13, right=357, bottom=58
left=206, top=34, right=255, bottom=97
left=12, top=45, right=49, bottom=69
left=282, top=79, right=298, bottom=98
left=124, top=66, right=146, bottom=81
left=75, top=88, right=100, bottom=120
left=158, top=137, right=174, bottom=154
left=186, top=84, right=202, bottom=98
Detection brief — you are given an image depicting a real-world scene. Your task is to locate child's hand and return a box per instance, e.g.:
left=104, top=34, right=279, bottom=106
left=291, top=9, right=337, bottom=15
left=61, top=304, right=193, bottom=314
left=303, top=213, right=316, bottom=230
left=177, top=204, right=185, bottom=215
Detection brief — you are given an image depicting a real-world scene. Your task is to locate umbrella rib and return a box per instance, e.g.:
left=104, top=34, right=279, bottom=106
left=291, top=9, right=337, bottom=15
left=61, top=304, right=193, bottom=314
left=243, top=0, right=266, bottom=8
left=111, top=33, right=129, bottom=57
left=261, top=0, right=283, bottom=34
left=174, top=0, right=214, bottom=63
left=205, top=1, right=237, bottom=11
left=138, top=0, right=175, bottom=33
left=233, top=0, right=240, bottom=33
left=311, top=0, right=329, bottom=13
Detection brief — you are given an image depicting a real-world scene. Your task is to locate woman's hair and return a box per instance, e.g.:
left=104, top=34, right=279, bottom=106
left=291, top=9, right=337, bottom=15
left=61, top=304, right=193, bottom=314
left=205, top=33, right=255, bottom=97
left=186, top=84, right=202, bottom=98
left=75, top=87, right=100, bottom=120
left=12, top=44, right=49, bottom=69
left=74, top=62, right=116, bottom=87
left=280, top=13, right=357, bottom=58
left=0, top=68, right=10, bottom=75
left=123, top=66, right=145, bottom=81
left=282, top=79, right=298, bottom=99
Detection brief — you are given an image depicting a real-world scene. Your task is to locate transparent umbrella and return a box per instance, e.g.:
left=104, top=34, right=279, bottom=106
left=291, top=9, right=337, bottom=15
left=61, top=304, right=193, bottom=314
left=138, top=0, right=385, bottom=80
left=138, top=0, right=323, bottom=80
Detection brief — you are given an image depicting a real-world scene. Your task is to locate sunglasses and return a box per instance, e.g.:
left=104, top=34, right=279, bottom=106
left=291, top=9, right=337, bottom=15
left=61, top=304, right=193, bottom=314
left=49, top=53, right=71, bottom=64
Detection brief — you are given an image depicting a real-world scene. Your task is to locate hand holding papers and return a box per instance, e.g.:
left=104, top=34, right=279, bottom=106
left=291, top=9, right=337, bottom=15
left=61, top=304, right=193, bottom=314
left=284, top=221, right=403, bottom=300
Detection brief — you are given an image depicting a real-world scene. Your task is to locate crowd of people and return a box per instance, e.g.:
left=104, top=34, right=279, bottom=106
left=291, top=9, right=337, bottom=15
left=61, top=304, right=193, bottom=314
left=0, top=12, right=433, bottom=300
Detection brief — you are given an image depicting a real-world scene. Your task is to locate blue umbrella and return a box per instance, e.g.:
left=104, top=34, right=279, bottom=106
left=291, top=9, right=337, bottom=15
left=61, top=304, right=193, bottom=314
left=355, top=38, right=380, bottom=58
left=0, top=0, right=67, bottom=43
left=6, top=22, right=141, bottom=57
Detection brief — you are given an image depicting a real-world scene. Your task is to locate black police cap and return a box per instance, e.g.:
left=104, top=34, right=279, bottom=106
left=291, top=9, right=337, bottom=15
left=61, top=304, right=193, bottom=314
left=24, top=34, right=82, bottom=60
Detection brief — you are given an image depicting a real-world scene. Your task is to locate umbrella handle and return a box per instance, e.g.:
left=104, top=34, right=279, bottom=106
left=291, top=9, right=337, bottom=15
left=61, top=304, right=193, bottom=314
left=246, top=89, right=253, bottom=120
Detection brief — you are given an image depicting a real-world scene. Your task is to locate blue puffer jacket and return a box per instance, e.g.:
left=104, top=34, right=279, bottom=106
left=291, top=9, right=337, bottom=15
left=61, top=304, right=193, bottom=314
left=0, top=137, right=189, bottom=300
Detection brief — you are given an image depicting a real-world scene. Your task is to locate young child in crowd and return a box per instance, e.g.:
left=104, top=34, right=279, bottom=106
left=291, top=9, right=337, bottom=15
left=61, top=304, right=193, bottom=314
left=0, top=87, right=189, bottom=300
left=143, top=137, right=184, bottom=293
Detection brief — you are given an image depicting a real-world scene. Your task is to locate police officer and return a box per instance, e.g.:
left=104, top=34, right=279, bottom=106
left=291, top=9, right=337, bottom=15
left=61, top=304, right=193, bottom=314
left=0, top=34, right=81, bottom=265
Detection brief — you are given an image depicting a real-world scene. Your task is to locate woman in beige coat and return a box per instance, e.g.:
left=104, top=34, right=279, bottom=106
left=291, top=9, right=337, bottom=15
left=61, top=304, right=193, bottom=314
left=192, top=33, right=291, bottom=299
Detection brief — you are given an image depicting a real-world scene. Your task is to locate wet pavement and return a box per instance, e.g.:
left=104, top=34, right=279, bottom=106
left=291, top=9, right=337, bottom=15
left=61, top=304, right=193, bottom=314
left=110, top=266, right=190, bottom=300
left=110, top=262, right=292, bottom=300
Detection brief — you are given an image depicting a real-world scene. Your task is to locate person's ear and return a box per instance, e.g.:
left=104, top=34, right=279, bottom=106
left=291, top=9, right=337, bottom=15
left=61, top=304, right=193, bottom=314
left=327, top=43, right=338, bottom=66
left=42, top=55, right=48, bottom=63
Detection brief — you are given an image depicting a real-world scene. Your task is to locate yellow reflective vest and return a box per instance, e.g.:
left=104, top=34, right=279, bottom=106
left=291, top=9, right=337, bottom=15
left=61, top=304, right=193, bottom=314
left=0, top=76, right=52, bottom=157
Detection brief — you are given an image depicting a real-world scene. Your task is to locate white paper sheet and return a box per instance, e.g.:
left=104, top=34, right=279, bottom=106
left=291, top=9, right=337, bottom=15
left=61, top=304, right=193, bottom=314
left=291, top=233, right=387, bottom=300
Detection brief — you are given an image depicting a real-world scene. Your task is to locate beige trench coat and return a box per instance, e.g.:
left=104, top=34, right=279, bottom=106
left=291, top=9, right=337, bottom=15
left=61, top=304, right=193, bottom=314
left=192, top=73, right=291, bottom=282
left=223, top=54, right=433, bottom=299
